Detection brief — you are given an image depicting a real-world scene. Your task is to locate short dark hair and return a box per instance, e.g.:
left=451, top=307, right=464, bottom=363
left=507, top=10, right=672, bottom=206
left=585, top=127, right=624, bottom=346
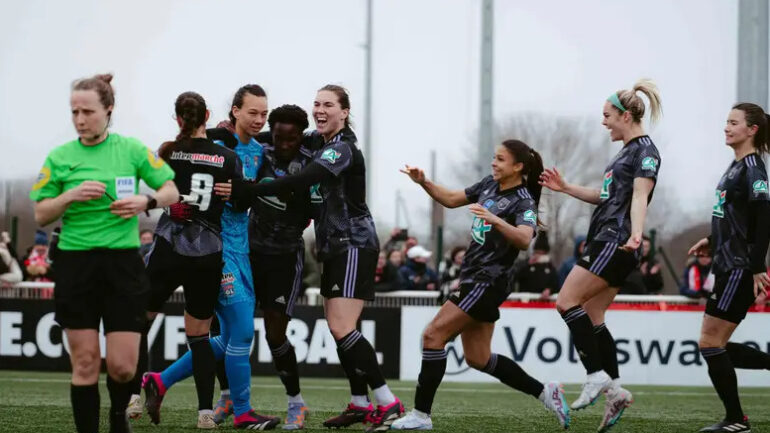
left=268, top=104, right=309, bottom=131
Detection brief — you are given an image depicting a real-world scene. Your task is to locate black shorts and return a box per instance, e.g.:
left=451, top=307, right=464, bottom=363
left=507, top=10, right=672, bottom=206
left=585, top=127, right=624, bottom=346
left=576, top=241, right=639, bottom=287
left=250, top=250, right=304, bottom=317
left=705, top=269, right=755, bottom=324
left=53, top=248, right=149, bottom=333
left=449, top=280, right=509, bottom=323
left=146, top=237, right=222, bottom=320
left=320, top=248, right=377, bottom=301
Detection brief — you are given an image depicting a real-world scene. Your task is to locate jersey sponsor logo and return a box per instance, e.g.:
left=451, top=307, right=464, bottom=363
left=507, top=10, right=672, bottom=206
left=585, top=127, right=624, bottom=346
left=471, top=216, right=492, bottom=245
left=600, top=170, right=613, bottom=200
left=310, top=183, right=323, bottom=204
left=712, top=189, right=726, bottom=218
left=483, top=199, right=495, bottom=209
left=256, top=177, right=288, bottom=211
left=169, top=151, right=225, bottom=168
left=147, top=149, right=166, bottom=169
left=31, top=167, right=51, bottom=191
left=115, top=176, right=136, bottom=199
left=320, top=148, right=341, bottom=164
left=752, top=180, right=768, bottom=194
left=641, top=157, right=658, bottom=171
left=497, top=198, right=510, bottom=210
left=523, top=210, right=537, bottom=225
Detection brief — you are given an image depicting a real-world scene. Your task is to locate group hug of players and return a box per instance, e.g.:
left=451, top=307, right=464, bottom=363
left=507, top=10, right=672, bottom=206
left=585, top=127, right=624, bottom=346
left=29, top=72, right=770, bottom=433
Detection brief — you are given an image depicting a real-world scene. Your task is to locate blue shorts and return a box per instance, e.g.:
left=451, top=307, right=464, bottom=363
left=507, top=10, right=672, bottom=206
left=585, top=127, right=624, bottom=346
left=219, top=249, right=255, bottom=306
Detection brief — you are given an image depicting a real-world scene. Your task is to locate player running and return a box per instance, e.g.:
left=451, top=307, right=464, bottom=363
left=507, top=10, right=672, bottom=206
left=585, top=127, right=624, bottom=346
left=249, top=105, right=314, bottom=430
left=688, top=103, right=770, bottom=433
left=539, top=79, right=662, bottom=432
left=30, top=73, right=178, bottom=433
left=143, top=84, right=281, bottom=430
left=222, top=85, right=403, bottom=432
left=392, top=140, right=569, bottom=430
left=143, top=92, right=242, bottom=429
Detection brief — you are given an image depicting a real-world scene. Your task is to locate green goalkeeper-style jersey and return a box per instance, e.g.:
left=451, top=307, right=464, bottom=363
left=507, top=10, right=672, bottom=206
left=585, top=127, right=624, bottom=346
left=29, top=133, right=175, bottom=251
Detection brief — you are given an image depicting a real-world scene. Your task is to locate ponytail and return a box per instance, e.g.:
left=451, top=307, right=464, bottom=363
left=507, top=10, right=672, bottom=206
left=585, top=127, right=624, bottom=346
left=733, top=103, right=770, bottom=155
left=500, top=140, right=544, bottom=207
left=614, top=78, right=662, bottom=126
left=159, top=91, right=207, bottom=160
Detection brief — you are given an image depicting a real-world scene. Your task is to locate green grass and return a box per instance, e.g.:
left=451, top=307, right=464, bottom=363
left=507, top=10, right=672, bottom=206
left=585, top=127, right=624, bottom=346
left=1, top=370, right=769, bottom=432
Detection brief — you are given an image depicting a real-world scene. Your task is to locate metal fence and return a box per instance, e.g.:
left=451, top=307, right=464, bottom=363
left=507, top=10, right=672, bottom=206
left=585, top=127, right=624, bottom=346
left=1, top=282, right=708, bottom=307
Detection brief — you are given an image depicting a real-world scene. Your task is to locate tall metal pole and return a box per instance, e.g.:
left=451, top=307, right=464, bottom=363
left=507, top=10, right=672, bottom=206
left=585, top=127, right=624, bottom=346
left=478, top=0, right=494, bottom=178
left=430, top=150, right=444, bottom=266
left=364, top=0, right=374, bottom=203
left=737, top=0, right=769, bottom=108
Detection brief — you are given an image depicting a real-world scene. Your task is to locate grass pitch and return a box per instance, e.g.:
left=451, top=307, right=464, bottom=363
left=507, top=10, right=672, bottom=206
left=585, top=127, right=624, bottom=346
left=1, top=370, right=769, bottom=432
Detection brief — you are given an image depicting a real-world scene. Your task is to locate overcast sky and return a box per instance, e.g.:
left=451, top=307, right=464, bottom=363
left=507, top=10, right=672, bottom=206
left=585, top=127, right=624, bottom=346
left=0, top=0, right=752, bottom=236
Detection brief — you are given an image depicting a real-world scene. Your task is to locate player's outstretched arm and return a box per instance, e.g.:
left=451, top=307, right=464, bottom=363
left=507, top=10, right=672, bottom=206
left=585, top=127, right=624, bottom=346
left=539, top=167, right=601, bottom=205
left=400, top=165, right=469, bottom=209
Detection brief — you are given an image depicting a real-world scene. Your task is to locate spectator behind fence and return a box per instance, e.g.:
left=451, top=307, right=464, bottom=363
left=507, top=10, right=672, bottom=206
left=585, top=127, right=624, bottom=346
left=557, top=235, right=586, bottom=289
left=639, top=236, right=663, bottom=293
left=440, top=246, right=466, bottom=300
left=680, top=254, right=715, bottom=298
left=399, top=245, right=439, bottom=291
left=24, top=230, right=53, bottom=282
left=139, top=229, right=154, bottom=259
left=374, top=250, right=401, bottom=292
left=0, top=234, right=22, bottom=286
left=513, top=231, right=558, bottom=299
left=387, top=248, right=405, bottom=268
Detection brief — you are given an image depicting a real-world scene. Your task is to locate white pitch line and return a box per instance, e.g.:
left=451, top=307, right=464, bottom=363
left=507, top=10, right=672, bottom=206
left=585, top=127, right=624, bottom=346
left=1, top=377, right=769, bottom=397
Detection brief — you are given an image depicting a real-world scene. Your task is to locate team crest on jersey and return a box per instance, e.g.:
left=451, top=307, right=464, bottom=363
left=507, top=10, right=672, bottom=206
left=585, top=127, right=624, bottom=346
left=320, top=148, right=341, bottom=164
left=221, top=272, right=235, bottom=297
left=712, top=189, right=727, bottom=218
left=471, top=216, right=492, bottom=245
left=600, top=170, right=613, bottom=200
left=32, top=167, right=51, bottom=191
left=497, top=198, right=510, bottom=210
left=523, top=210, right=537, bottom=225
left=288, top=161, right=303, bottom=175
left=753, top=180, right=768, bottom=194
left=641, top=157, right=658, bottom=171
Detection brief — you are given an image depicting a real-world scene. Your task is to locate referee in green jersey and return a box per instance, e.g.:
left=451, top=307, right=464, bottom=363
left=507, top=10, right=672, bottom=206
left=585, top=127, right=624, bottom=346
left=29, top=73, right=178, bottom=433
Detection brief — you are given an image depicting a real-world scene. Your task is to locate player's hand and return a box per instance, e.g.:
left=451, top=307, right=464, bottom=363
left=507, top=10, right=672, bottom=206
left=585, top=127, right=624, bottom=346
left=688, top=237, right=710, bottom=256
left=753, top=272, right=770, bottom=298
left=109, top=195, right=149, bottom=219
left=539, top=167, right=567, bottom=193
left=620, top=233, right=642, bottom=252
left=469, top=203, right=501, bottom=226
left=214, top=181, right=232, bottom=198
left=214, top=180, right=232, bottom=199
left=216, top=120, right=236, bottom=134
left=66, top=181, right=106, bottom=203
left=400, top=165, right=426, bottom=185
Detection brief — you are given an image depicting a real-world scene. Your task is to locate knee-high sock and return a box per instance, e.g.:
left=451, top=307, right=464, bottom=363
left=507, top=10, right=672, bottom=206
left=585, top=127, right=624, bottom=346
left=130, top=326, right=150, bottom=395
left=71, top=383, right=99, bottom=433
left=335, top=332, right=369, bottom=399
left=726, top=342, right=770, bottom=370
left=188, top=334, right=216, bottom=411
left=107, top=374, right=133, bottom=419
left=160, top=335, right=226, bottom=389
left=414, top=349, right=447, bottom=415
left=701, top=347, right=744, bottom=422
left=561, top=306, right=602, bottom=374
left=480, top=353, right=544, bottom=398
left=336, top=330, right=394, bottom=405
left=270, top=339, right=300, bottom=397
left=216, top=359, right=230, bottom=391
left=594, top=323, right=619, bottom=379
